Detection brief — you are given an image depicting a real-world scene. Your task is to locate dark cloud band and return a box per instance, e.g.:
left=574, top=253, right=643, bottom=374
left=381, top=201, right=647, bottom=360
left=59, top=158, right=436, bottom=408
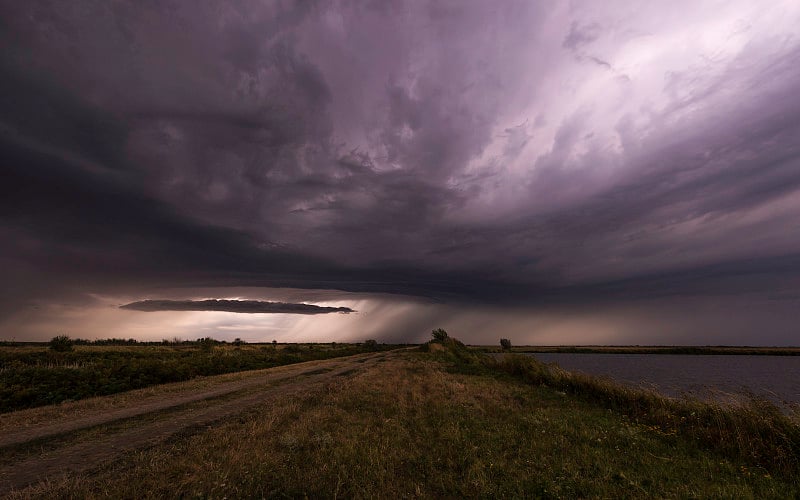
left=2, top=1, right=800, bottom=343
left=120, top=299, right=354, bottom=314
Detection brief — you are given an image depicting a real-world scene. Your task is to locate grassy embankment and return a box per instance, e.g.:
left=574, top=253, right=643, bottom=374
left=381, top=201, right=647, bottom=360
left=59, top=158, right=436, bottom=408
left=10, top=336, right=800, bottom=498
left=0, top=342, right=391, bottom=413
left=481, top=349, right=800, bottom=478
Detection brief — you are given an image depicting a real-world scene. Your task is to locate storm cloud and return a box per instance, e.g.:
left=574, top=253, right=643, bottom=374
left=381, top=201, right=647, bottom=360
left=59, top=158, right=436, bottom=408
left=2, top=1, right=800, bottom=343
left=121, top=299, right=354, bottom=314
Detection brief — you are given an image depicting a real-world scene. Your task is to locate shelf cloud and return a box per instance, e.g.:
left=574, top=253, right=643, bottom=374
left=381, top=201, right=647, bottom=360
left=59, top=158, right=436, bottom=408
left=2, top=1, right=800, bottom=343
left=120, top=300, right=354, bottom=315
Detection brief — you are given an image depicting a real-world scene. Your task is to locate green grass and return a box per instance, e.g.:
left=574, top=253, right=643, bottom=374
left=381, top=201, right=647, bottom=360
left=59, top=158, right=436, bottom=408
left=0, top=342, right=391, bottom=412
left=9, top=340, right=799, bottom=498
left=433, top=340, right=800, bottom=479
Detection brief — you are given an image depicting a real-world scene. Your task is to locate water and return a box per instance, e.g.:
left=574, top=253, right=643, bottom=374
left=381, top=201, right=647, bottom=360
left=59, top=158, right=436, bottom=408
left=515, top=353, right=800, bottom=405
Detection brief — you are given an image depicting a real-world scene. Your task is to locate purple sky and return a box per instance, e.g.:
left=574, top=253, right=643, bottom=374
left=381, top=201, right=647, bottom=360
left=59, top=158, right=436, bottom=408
left=2, top=1, right=800, bottom=344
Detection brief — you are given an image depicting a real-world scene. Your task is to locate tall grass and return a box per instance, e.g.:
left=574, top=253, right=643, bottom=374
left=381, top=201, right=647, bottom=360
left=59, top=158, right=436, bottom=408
left=0, top=343, right=393, bottom=413
left=492, top=354, right=800, bottom=477
left=428, top=339, right=800, bottom=479
left=6, top=351, right=798, bottom=497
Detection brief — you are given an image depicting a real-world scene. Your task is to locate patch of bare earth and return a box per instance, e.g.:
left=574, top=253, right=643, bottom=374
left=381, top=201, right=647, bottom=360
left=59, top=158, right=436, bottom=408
left=0, top=350, right=395, bottom=494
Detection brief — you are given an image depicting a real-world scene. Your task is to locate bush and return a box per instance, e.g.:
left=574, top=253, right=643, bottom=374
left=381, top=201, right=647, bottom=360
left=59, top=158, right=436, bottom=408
left=49, top=335, right=74, bottom=352
left=197, top=337, right=217, bottom=353
left=431, top=328, right=449, bottom=342
left=500, top=338, right=512, bottom=350
left=363, top=339, right=378, bottom=350
left=282, top=344, right=304, bottom=354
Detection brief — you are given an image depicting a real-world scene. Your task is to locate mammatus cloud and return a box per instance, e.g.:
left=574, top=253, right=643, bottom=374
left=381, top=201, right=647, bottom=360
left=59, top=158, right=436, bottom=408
left=120, top=299, right=354, bottom=315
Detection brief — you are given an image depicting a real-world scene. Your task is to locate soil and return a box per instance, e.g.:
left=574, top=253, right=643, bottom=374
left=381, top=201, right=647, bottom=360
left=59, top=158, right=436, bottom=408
left=0, top=350, right=397, bottom=494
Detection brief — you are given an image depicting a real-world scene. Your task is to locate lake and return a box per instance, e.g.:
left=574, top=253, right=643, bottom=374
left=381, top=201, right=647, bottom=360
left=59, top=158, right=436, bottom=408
left=514, top=353, right=800, bottom=406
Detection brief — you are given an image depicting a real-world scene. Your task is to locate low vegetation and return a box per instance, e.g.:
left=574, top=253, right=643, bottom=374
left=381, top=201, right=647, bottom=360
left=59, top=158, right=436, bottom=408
left=0, top=340, right=393, bottom=413
left=428, top=335, right=800, bottom=480
left=3, top=330, right=798, bottom=497
left=48, top=335, right=73, bottom=352
left=10, top=333, right=799, bottom=498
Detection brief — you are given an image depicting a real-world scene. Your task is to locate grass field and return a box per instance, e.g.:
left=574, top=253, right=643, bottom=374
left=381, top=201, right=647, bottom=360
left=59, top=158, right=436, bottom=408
left=4, top=337, right=799, bottom=498
left=0, top=341, right=391, bottom=413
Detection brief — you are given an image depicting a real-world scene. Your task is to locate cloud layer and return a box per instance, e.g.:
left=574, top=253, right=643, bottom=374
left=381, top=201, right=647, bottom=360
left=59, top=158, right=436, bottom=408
left=120, top=299, right=353, bottom=314
left=2, top=1, right=800, bottom=342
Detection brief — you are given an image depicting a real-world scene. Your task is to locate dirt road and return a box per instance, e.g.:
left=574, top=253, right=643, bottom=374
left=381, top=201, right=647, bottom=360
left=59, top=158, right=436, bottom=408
left=0, top=350, right=397, bottom=495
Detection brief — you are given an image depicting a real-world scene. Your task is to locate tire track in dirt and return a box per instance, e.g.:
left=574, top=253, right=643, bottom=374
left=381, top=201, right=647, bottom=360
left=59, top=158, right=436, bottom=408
left=0, top=350, right=396, bottom=495
left=0, top=352, right=381, bottom=449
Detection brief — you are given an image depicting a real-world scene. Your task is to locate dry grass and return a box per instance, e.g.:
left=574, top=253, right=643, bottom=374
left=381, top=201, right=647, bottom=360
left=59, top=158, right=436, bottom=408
left=0, top=355, right=349, bottom=434
left=8, top=352, right=798, bottom=498
left=492, top=353, right=800, bottom=478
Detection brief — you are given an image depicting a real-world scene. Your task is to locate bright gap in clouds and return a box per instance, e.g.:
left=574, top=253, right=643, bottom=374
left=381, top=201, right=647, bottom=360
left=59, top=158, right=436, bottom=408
left=2, top=1, right=800, bottom=345
left=2, top=289, right=798, bottom=347
left=458, top=0, right=800, bottom=222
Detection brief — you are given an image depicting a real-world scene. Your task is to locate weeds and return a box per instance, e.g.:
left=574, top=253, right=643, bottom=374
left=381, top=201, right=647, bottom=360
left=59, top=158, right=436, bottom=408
left=48, top=335, right=73, bottom=353
left=0, top=343, right=394, bottom=413
left=11, top=353, right=797, bottom=498
left=427, top=337, right=800, bottom=479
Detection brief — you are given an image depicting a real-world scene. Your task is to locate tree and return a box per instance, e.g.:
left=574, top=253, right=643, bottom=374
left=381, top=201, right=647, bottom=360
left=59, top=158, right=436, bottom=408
left=49, top=335, right=74, bottom=352
left=431, top=328, right=449, bottom=342
left=363, top=339, right=378, bottom=350
left=500, top=338, right=512, bottom=350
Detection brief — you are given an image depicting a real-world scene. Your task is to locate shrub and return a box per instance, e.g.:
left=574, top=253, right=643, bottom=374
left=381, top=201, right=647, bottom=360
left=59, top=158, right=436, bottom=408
left=431, top=328, right=449, bottom=342
left=363, top=339, right=378, bottom=350
left=49, top=335, right=74, bottom=352
left=500, top=338, right=512, bottom=350
left=282, top=344, right=304, bottom=354
left=197, top=337, right=216, bottom=353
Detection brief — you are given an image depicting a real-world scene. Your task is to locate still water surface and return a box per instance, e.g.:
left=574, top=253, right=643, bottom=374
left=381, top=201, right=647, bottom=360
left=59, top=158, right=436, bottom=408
left=520, top=353, right=800, bottom=405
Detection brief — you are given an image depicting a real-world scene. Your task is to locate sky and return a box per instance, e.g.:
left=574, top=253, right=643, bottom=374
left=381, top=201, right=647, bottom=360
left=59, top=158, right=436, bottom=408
left=1, top=1, right=800, bottom=344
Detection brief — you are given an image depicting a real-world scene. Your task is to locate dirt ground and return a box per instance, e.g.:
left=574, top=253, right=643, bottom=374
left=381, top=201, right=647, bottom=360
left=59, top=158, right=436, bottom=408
left=0, top=350, right=397, bottom=495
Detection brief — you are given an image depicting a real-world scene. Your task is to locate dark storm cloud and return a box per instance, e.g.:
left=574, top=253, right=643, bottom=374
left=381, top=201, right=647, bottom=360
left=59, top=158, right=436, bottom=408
left=2, top=0, right=800, bottom=342
left=121, top=299, right=354, bottom=314
left=0, top=122, right=518, bottom=310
